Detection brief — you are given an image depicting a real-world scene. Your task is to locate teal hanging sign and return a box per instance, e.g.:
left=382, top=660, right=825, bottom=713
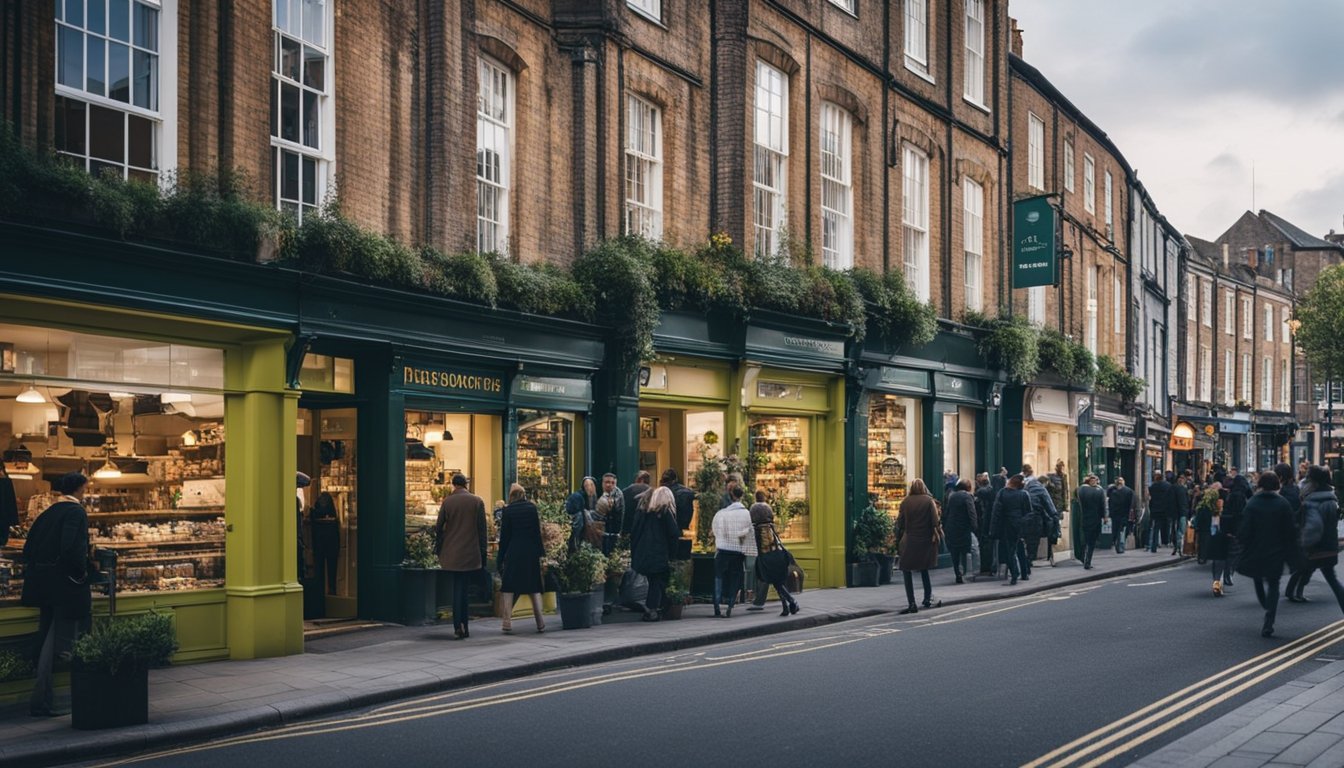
left=1012, top=195, right=1058, bottom=288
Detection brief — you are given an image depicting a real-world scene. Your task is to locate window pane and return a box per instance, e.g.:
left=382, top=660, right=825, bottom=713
left=274, top=0, right=287, bottom=32
left=133, top=2, right=158, bottom=50
left=88, top=104, right=125, bottom=162
left=65, top=0, right=84, bottom=27
left=303, top=46, right=325, bottom=91
left=109, top=0, right=129, bottom=41
left=302, top=0, right=324, bottom=47
left=301, top=88, right=319, bottom=148
left=302, top=156, right=316, bottom=204
left=108, top=41, right=130, bottom=102
left=54, top=96, right=87, bottom=155
left=127, top=113, right=154, bottom=169
left=281, top=35, right=301, bottom=81
left=86, top=36, right=105, bottom=96
left=89, top=159, right=120, bottom=178
left=59, top=26, right=84, bottom=88
left=88, top=0, right=106, bottom=34
left=270, top=80, right=278, bottom=137
left=280, top=82, right=299, bottom=142
left=132, top=49, right=157, bottom=109
left=281, top=150, right=299, bottom=201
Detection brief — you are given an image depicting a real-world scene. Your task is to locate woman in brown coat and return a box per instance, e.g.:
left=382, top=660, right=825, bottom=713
left=895, top=478, right=942, bottom=614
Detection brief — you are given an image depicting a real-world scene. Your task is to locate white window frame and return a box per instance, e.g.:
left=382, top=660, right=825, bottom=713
left=271, top=0, right=333, bottom=223
left=1084, top=263, right=1098, bottom=355
left=626, top=0, right=661, bottom=22
left=963, top=0, right=986, bottom=106
left=819, top=103, right=853, bottom=269
left=1261, top=356, right=1272, bottom=410
left=1063, top=141, right=1075, bottom=193
left=1263, top=303, right=1274, bottom=341
left=1281, top=359, right=1290, bottom=412
left=476, top=55, right=513, bottom=254
left=1113, top=272, right=1122, bottom=333
left=902, top=144, right=931, bottom=302
left=1083, top=153, right=1095, bottom=214
left=753, top=60, right=789, bottom=260
left=1280, top=306, right=1290, bottom=345
left=1224, top=349, right=1234, bottom=406
left=1028, top=286, right=1045, bottom=327
left=1027, top=113, right=1044, bottom=191
left=963, top=178, right=984, bottom=313
left=1199, top=346, right=1211, bottom=403
left=1242, top=353, right=1251, bottom=401
left=1103, top=170, right=1114, bottom=236
left=1242, top=297, right=1253, bottom=339
left=1200, top=279, right=1212, bottom=327
left=54, top=0, right=178, bottom=182
left=1223, top=290, right=1235, bottom=335
left=828, top=0, right=857, bottom=15
left=624, top=94, right=663, bottom=240
left=904, top=0, right=931, bottom=77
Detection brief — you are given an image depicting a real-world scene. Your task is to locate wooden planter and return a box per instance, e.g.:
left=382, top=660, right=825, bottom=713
left=661, top=603, right=685, bottom=620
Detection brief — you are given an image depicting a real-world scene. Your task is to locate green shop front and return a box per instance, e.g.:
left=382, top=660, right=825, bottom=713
left=635, top=312, right=849, bottom=588
left=290, top=281, right=604, bottom=625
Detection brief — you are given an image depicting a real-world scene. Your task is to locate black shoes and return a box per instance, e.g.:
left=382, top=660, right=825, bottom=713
left=29, top=707, right=69, bottom=718
left=922, top=599, right=941, bottom=609
left=899, top=604, right=918, bottom=615
left=640, top=610, right=660, bottom=622
left=955, top=575, right=965, bottom=584
left=1262, top=626, right=1275, bottom=638
left=789, top=602, right=799, bottom=615
left=1010, top=576, right=1018, bottom=585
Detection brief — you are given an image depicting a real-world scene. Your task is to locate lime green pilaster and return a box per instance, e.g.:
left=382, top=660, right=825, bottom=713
left=819, top=375, right=847, bottom=588
left=224, top=339, right=303, bottom=659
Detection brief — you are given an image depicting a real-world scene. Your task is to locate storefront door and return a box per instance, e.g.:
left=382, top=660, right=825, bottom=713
left=298, top=407, right=358, bottom=619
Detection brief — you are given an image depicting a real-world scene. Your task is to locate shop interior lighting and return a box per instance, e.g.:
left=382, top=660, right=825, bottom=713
left=423, top=420, right=452, bottom=444
left=161, top=391, right=192, bottom=404
left=16, top=383, right=45, bottom=403
left=92, top=456, right=122, bottom=480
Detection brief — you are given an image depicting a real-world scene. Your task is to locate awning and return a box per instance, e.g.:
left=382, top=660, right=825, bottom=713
left=1025, top=387, right=1074, bottom=425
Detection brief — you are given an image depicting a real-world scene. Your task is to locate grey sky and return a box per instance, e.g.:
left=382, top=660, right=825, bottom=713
left=1008, top=0, right=1344, bottom=241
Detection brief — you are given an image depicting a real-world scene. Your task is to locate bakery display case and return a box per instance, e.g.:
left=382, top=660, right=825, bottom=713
left=516, top=409, right=572, bottom=508
left=748, top=416, right=810, bottom=541
left=868, top=395, right=919, bottom=520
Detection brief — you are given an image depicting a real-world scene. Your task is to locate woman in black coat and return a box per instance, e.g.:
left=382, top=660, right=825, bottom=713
left=1289, top=465, right=1344, bottom=609
left=942, top=479, right=979, bottom=585
left=1236, top=473, right=1300, bottom=637
left=497, top=483, right=546, bottom=633
left=630, top=485, right=682, bottom=621
left=990, top=475, right=1032, bottom=585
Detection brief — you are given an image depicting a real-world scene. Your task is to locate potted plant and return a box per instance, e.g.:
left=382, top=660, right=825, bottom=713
left=552, top=542, right=605, bottom=630
left=662, top=560, right=692, bottom=620
left=850, top=500, right=891, bottom=587
left=603, top=546, right=630, bottom=611
left=400, top=527, right=440, bottom=626
left=70, top=611, right=177, bottom=730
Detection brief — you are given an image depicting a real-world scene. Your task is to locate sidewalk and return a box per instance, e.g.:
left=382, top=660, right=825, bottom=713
left=0, top=548, right=1183, bottom=767
left=1130, top=660, right=1344, bottom=768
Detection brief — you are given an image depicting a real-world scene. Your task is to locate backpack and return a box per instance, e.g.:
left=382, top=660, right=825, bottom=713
left=1017, top=507, right=1043, bottom=539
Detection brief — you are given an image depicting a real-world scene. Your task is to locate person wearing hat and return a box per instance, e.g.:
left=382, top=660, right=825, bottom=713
left=436, top=474, right=488, bottom=639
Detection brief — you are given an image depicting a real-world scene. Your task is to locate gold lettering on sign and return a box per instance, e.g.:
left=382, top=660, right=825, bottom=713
left=403, top=366, right=503, bottom=393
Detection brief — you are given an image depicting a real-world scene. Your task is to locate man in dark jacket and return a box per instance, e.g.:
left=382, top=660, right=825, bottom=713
left=1022, top=464, right=1059, bottom=568
left=1107, top=477, right=1136, bottom=553
left=1171, top=474, right=1191, bottom=556
left=944, top=479, right=979, bottom=584
left=1077, top=474, right=1108, bottom=569
left=660, top=469, right=696, bottom=531
left=975, top=473, right=999, bottom=577
left=991, top=475, right=1032, bottom=585
left=1146, top=472, right=1175, bottom=553
left=1237, top=472, right=1299, bottom=637
left=622, top=470, right=651, bottom=536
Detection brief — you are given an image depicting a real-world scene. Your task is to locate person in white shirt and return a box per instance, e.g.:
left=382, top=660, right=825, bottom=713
left=712, top=484, right=757, bottom=617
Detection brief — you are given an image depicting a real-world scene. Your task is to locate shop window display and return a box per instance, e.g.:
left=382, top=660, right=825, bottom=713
left=749, top=416, right=810, bottom=541
left=404, top=411, right=502, bottom=529
left=868, top=396, right=920, bottom=520
left=0, top=324, right=227, bottom=604
left=516, top=409, right=573, bottom=510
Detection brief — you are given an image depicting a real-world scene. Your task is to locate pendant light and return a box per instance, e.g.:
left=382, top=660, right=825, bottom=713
left=423, top=420, right=446, bottom=444
left=16, top=383, right=45, bottom=404
left=92, top=458, right=122, bottom=480
left=161, top=344, right=191, bottom=403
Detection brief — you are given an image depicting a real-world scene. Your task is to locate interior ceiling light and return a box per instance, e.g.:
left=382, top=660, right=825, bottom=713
left=161, top=391, right=192, bottom=404
left=16, top=384, right=45, bottom=404
left=423, top=422, right=445, bottom=444
left=92, top=457, right=122, bottom=480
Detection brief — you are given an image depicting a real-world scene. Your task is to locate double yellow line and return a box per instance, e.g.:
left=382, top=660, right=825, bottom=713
left=1024, top=619, right=1344, bottom=768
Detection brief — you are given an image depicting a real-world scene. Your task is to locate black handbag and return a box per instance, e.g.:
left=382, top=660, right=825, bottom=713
left=755, top=525, right=791, bottom=584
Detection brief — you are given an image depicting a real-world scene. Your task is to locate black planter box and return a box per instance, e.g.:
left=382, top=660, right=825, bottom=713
left=401, top=568, right=440, bottom=625
left=850, top=561, right=880, bottom=587
left=71, top=662, right=149, bottom=730
left=557, top=593, right=592, bottom=630
left=690, top=553, right=717, bottom=599
left=875, top=554, right=895, bottom=584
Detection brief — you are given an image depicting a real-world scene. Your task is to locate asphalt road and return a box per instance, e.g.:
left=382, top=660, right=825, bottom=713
left=80, top=562, right=1344, bottom=768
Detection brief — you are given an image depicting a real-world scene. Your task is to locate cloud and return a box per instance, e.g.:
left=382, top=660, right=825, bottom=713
left=1287, top=173, right=1344, bottom=236
left=1206, top=152, right=1244, bottom=176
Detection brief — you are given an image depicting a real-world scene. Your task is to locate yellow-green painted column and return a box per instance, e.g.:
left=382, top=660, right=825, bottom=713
left=224, top=339, right=303, bottom=659
left=820, top=376, right=847, bottom=588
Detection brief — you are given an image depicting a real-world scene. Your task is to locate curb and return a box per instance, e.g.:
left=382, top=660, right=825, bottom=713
left=0, top=556, right=1184, bottom=767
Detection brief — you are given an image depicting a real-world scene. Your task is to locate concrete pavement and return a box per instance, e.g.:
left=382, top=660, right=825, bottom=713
left=0, top=547, right=1184, bottom=767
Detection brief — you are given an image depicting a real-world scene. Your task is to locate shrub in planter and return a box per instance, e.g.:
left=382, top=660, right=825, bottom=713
left=966, top=311, right=1039, bottom=384
left=551, top=543, right=605, bottom=630
left=662, top=561, right=692, bottom=619
left=70, top=611, right=177, bottom=730
left=1038, top=330, right=1095, bottom=388
left=400, top=528, right=442, bottom=625
left=0, top=649, right=33, bottom=682
left=1095, top=355, right=1146, bottom=403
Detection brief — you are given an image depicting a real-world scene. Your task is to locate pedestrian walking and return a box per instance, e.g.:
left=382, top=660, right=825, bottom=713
left=711, top=484, right=756, bottom=617
left=1172, top=473, right=1191, bottom=556
left=1107, top=477, right=1135, bottom=553
left=1236, top=472, right=1299, bottom=638
left=1077, top=474, right=1107, bottom=569
left=1046, top=461, right=1069, bottom=565
left=1224, top=468, right=1251, bottom=585
left=944, top=478, right=979, bottom=583
left=496, top=483, right=546, bottom=634
left=1146, top=471, right=1175, bottom=553
left=1193, top=484, right=1231, bottom=596
left=975, top=472, right=999, bottom=578
left=436, top=473, right=488, bottom=639
left=895, top=479, right=942, bottom=613
left=630, top=485, right=681, bottom=621
left=991, top=474, right=1032, bottom=585
left=747, top=490, right=777, bottom=611
left=22, top=472, right=93, bottom=717
left=1022, top=464, right=1057, bottom=567
left=1289, top=465, right=1344, bottom=613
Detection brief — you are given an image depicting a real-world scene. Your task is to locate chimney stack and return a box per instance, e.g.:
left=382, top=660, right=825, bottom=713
left=1010, top=18, right=1024, bottom=57
left=1222, top=243, right=1229, bottom=271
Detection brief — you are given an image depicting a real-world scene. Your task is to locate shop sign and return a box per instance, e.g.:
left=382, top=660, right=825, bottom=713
left=512, top=375, right=592, bottom=403
left=1115, top=423, right=1138, bottom=449
left=933, top=372, right=980, bottom=403
left=746, top=326, right=845, bottom=362
left=1012, top=195, right=1058, bottom=289
left=1145, top=444, right=1165, bottom=459
left=400, top=363, right=505, bottom=399
left=870, top=366, right=930, bottom=395
left=1026, top=387, right=1073, bottom=425
left=1169, top=421, right=1197, bottom=451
